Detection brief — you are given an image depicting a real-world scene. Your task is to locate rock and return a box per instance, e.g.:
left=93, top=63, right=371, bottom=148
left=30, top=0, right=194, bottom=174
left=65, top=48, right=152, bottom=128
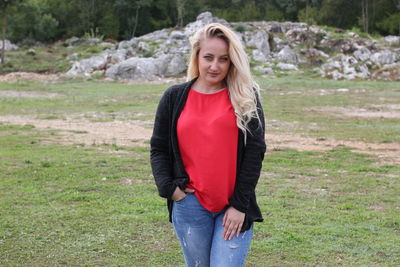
left=86, top=38, right=101, bottom=45
left=276, top=62, right=298, bottom=70
left=170, top=30, right=186, bottom=39
left=347, top=32, right=359, bottom=38
left=100, top=42, right=115, bottom=48
left=372, top=65, right=400, bottom=81
left=184, top=12, right=228, bottom=36
left=277, top=46, right=299, bottom=64
left=321, top=54, right=370, bottom=80
left=105, top=57, right=165, bottom=80
left=254, top=66, right=274, bottom=74
left=26, top=48, right=36, bottom=56
left=353, top=47, right=371, bottom=61
left=64, top=12, right=399, bottom=81
left=252, top=50, right=268, bottom=63
left=105, top=52, right=186, bottom=79
left=161, top=53, right=187, bottom=76
left=246, top=30, right=270, bottom=63
left=67, top=55, right=107, bottom=77
left=382, top=36, right=400, bottom=44
left=0, top=39, right=19, bottom=51
left=337, top=88, right=349, bottom=92
left=109, top=49, right=129, bottom=64
left=370, top=50, right=398, bottom=66
left=139, top=29, right=170, bottom=41
left=65, top=36, right=82, bottom=46
left=266, top=22, right=283, bottom=33
left=118, top=38, right=138, bottom=50
left=68, top=53, right=78, bottom=61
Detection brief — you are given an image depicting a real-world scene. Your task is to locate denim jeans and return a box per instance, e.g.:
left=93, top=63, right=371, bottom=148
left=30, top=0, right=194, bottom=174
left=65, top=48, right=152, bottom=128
left=172, top=193, right=253, bottom=267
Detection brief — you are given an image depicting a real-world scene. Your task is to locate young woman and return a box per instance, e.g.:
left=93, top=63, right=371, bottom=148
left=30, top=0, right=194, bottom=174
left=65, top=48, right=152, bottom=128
left=150, top=23, right=266, bottom=267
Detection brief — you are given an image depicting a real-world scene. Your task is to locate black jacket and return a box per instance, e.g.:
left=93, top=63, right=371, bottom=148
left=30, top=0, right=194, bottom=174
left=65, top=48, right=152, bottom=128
left=150, top=78, right=266, bottom=231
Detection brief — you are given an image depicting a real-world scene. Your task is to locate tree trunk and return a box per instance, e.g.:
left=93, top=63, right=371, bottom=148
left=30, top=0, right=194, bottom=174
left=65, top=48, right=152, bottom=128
left=177, top=0, right=186, bottom=27
left=1, top=4, right=9, bottom=65
left=132, top=6, right=140, bottom=38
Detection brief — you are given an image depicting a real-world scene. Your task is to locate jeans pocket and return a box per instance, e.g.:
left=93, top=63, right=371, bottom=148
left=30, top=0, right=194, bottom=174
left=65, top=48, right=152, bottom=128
left=175, top=193, right=189, bottom=204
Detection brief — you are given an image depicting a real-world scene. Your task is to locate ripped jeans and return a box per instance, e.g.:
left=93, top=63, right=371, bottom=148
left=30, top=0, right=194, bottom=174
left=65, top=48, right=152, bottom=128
left=172, top=193, right=253, bottom=267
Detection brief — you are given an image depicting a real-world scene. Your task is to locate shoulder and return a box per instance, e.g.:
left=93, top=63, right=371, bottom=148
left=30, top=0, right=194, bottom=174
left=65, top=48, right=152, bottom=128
left=163, top=79, right=195, bottom=98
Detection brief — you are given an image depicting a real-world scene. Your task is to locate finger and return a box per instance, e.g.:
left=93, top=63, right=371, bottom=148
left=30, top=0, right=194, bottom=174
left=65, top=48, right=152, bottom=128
left=223, top=220, right=232, bottom=239
left=223, top=219, right=229, bottom=237
left=228, top=225, right=238, bottom=240
left=222, top=212, right=228, bottom=227
left=184, top=188, right=195, bottom=193
left=225, top=223, right=236, bottom=240
left=236, top=224, right=243, bottom=237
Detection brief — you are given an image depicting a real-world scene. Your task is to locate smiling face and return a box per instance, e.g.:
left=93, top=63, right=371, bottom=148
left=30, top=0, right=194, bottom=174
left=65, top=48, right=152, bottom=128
left=197, top=37, right=231, bottom=90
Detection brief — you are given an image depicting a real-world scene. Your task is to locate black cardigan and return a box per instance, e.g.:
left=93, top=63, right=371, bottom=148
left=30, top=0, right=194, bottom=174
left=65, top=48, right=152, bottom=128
left=150, top=78, right=266, bottom=231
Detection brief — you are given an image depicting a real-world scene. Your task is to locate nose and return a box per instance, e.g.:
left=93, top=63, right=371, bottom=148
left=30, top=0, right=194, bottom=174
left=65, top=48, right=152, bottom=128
left=210, top=59, right=218, bottom=70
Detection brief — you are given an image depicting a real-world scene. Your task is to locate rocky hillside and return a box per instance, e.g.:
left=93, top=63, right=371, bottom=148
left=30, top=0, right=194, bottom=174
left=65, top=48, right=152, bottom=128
left=66, top=12, right=400, bottom=81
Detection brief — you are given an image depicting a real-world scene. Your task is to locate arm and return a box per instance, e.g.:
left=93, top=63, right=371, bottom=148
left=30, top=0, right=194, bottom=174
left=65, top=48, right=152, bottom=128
left=150, top=90, right=176, bottom=200
left=229, top=94, right=266, bottom=213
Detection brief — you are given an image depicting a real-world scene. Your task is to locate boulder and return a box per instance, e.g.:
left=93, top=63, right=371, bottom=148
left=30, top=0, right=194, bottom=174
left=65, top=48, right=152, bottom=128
left=353, top=47, right=371, bottom=62
left=184, top=12, right=228, bottom=36
left=105, top=57, right=163, bottom=80
left=277, top=63, right=298, bottom=70
left=370, top=50, right=398, bottom=66
left=67, top=55, right=107, bottom=77
left=254, top=65, right=274, bottom=74
left=246, top=30, right=270, bottom=63
left=277, top=46, right=299, bottom=64
left=0, top=40, right=19, bottom=51
left=382, top=36, right=400, bottom=44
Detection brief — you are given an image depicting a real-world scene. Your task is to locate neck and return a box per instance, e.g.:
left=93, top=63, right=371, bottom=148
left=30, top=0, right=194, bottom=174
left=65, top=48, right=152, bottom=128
left=192, top=79, right=225, bottom=94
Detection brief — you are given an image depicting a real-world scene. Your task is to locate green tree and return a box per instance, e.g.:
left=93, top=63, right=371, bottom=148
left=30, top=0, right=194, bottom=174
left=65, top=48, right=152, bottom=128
left=318, top=0, right=360, bottom=30
left=8, top=0, right=59, bottom=43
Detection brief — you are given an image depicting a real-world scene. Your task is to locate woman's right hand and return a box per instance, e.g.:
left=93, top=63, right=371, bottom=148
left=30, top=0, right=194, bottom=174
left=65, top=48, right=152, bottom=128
left=172, top=186, right=195, bottom=201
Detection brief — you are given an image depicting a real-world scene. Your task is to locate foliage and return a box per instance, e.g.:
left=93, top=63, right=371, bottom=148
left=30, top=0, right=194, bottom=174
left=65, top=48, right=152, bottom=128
left=376, top=13, right=400, bottom=35
left=0, top=0, right=399, bottom=43
left=83, top=28, right=104, bottom=41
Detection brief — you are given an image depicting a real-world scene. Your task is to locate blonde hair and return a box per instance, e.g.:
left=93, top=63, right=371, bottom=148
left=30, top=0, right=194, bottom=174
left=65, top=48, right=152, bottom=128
left=187, top=23, right=261, bottom=138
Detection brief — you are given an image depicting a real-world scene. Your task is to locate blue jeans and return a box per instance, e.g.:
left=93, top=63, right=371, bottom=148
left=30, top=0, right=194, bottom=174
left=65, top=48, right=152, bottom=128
left=172, top=193, right=253, bottom=267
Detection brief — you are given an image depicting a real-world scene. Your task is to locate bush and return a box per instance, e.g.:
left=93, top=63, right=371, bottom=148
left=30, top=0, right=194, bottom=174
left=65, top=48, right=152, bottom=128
left=377, top=14, right=400, bottom=35
left=234, top=24, right=247, bottom=33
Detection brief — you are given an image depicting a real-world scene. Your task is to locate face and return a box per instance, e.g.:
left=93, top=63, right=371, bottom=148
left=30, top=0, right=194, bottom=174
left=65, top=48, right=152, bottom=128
left=197, top=37, right=231, bottom=88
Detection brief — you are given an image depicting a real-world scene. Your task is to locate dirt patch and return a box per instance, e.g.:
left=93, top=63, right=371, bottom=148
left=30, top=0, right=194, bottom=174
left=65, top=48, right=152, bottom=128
left=0, top=115, right=399, bottom=164
left=0, top=115, right=152, bottom=147
left=0, top=72, right=61, bottom=82
left=0, top=90, right=65, bottom=99
left=308, top=106, right=400, bottom=119
left=267, top=133, right=400, bottom=165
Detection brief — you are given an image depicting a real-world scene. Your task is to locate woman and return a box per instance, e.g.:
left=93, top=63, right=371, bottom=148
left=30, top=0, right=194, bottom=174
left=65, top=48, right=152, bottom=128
left=150, top=23, right=266, bottom=267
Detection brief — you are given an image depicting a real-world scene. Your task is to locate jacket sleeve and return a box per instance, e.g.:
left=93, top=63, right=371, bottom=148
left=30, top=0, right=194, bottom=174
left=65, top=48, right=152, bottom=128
left=150, top=90, right=176, bottom=200
left=229, top=94, right=266, bottom=213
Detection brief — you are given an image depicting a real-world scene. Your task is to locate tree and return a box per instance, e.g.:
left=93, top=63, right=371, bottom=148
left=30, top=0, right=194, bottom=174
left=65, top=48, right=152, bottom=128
left=361, top=0, right=370, bottom=33
left=0, top=0, right=22, bottom=64
left=176, top=0, right=187, bottom=27
left=114, top=0, right=154, bottom=38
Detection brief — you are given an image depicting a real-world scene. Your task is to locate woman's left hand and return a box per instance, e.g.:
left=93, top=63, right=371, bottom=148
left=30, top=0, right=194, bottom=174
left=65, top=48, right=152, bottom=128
left=222, top=206, right=245, bottom=240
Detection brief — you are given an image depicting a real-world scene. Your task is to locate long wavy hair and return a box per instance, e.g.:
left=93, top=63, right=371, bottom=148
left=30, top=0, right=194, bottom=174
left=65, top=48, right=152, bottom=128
left=187, top=23, right=261, bottom=138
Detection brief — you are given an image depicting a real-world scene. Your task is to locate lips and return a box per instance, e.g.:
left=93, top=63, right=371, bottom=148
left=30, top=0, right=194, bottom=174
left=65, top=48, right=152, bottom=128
left=208, top=72, right=219, bottom=77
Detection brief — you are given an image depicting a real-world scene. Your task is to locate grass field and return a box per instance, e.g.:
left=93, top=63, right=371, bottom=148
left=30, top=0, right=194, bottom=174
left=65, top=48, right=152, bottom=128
left=0, top=75, right=399, bottom=266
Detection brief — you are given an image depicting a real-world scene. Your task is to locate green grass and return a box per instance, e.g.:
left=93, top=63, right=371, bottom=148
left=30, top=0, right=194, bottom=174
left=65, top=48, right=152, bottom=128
left=0, top=41, right=115, bottom=74
left=0, top=76, right=399, bottom=266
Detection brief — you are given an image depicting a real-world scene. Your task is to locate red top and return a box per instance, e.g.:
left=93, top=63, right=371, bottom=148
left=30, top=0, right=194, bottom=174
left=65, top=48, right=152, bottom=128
left=177, top=88, right=238, bottom=212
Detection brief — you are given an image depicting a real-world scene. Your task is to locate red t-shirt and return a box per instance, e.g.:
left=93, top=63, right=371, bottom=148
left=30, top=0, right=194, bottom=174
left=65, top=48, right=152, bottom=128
left=177, top=88, right=238, bottom=212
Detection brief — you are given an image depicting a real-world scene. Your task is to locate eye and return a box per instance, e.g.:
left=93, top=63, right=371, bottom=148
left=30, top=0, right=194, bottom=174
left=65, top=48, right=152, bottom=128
left=203, top=55, right=213, bottom=61
left=219, top=57, right=229, bottom=62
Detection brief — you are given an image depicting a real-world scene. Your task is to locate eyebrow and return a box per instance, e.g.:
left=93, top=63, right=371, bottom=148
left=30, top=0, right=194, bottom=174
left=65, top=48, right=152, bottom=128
left=203, top=53, right=229, bottom=57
